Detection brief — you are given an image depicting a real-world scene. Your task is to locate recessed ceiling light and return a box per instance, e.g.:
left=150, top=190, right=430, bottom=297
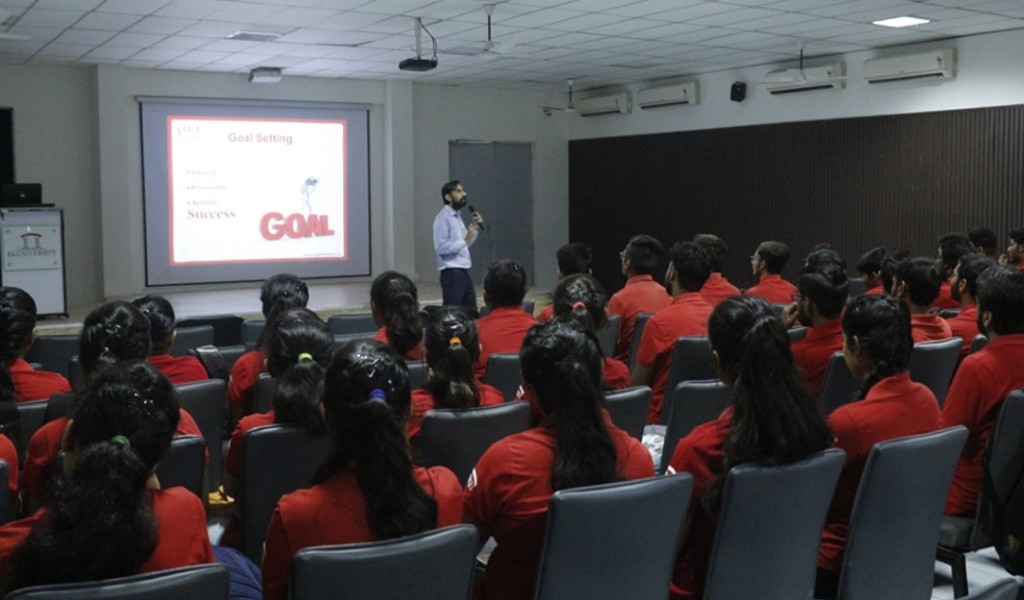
left=873, top=16, right=930, bottom=28
left=226, top=31, right=280, bottom=42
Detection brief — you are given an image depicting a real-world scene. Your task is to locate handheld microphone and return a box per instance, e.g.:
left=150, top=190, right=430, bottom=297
left=467, top=204, right=487, bottom=232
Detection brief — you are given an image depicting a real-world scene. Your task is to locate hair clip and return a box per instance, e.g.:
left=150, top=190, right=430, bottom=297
left=449, top=336, right=462, bottom=347
left=297, top=352, right=314, bottom=362
left=367, top=388, right=388, bottom=407
left=110, top=435, right=131, bottom=448
left=571, top=301, right=586, bottom=311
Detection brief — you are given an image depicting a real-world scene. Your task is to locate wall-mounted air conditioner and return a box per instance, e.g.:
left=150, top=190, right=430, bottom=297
left=863, top=48, right=956, bottom=83
left=636, top=82, right=699, bottom=109
left=576, top=92, right=631, bottom=116
left=764, top=63, right=845, bottom=94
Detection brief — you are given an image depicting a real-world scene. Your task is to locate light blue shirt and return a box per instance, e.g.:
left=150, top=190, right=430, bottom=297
left=433, top=204, right=475, bottom=270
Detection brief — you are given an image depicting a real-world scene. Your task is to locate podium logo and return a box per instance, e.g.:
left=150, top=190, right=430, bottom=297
left=259, top=213, right=335, bottom=240
left=8, top=232, right=57, bottom=258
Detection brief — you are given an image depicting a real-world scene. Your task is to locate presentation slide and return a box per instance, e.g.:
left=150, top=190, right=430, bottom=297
left=140, top=99, right=370, bottom=286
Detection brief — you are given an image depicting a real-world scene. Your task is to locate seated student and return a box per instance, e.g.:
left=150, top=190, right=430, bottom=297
left=607, top=234, right=672, bottom=361
left=130, top=295, right=208, bottom=384
left=946, top=254, right=996, bottom=358
left=816, top=295, right=941, bottom=597
left=693, top=234, right=740, bottom=306
left=631, top=242, right=714, bottom=424
left=855, top=247, right=888, bottom=295
left=0, top=361, right=214, bottom=594
left=891, top=257, right=952, bottom=342
left=0, top=287, right=70, bottom=403
left=804, top=243, right=846, bottom=272
left=1005, top=228, right=1024, bottom=269
left=537, top=242, right=593, bottom=323
left=464, top=321, right=654, bottom=600
left=935, top=233, right=975, bottom=310
left=0, top=433, right=15, bottom=512
left=475, top=260, right=536, bottom=375
left=262, top=340, right=463, bottom=600
left=744, top=240, right=796, bottom=304
left=371, top=271, right=424, bottom=362
left=408, top=308, right=504, bottom=446
left=551, top=274, right=630, bottom=390
left=229, top=274, right=309, bottom=421
left=969, top=227, right=998, bottom=258
left=781, top=264, right=849, bottom=396
left=942, top=266, right=1024, bottom=516
left=666, top=296, right=831, bottom=600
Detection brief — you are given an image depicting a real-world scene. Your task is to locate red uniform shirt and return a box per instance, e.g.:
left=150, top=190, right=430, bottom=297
left=228, top=350, right=266, bottom=411
left=941, top=334, right=1024, bottom=515
left=223, top=410, right=276, bottom=480
left=147, top=353, right=208, bottom=385
left=744, top=274, right=797, bottom=304
left=475, top=307, right=537, bottom=377
left=0, top=434, right=16, bottom=498
left=463, top=413, right=653, bottom=600
left=603, top=357, right=631, bottom=390
left=636, top=293, right=713, bottom=423
left=933, top=280, right=960, bottom=310
left=374, top=327, right=425, bottom=362
left=910, top=313, right=953, bottom=343
left=946, top=304, right=979, bottom=358
left=262, top=466, right=463, bottom=600
left=10, top=359, right=70, bottom=403
left=865, top=285, right=884, bottom=295
left=536, top=304, right=554, bottom=323
left=819, top=373, right=941, bottom=573
left=607, top=275, right=673, bottom=361
left=407, top=383, right=505, bottom=443
left=698, top=273, right=741, bottom=308
left=791, top=319, right=844, bottom=397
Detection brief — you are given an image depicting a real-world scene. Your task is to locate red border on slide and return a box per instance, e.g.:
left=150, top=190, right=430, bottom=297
left=167, top=115, right=349, bottom=266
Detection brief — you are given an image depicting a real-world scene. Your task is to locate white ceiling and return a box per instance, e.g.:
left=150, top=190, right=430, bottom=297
left=0, top=0, right=1022, bottom=90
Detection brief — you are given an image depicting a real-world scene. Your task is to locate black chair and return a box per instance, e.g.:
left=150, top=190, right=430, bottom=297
left=596, top=314, right=620, bottom=357
left=603, top=386, right=649, bottom=441
left=4, top=564, right=230, bottom=600
left=332, top=332, right=375, bottom=351
left=192, top=344, right=248, bottom=382
left=68, top=356, right=83, bottom=390
left=169, top=325, right=215, bottom=357
left=252, top=372, right=276, bottom=414
left=155, top=435, right=205, bottom=498
left=847, top=278, right=869, bottom=298
left=627, top=312, right=654, bottom=371
left=419, top=401, right=530, bottom=483
left=659, top=380, right=730, bottom=474
left=24, top=334, right=78, bottom=379
left=0, top=459, right=9, bottom=525
left=291, top=525, right=478, bottom=600
left=787, top=326, right=808, bottom=343
left=178, top=314, right=245, bottom=347
left=703, top=449, right=845, bottom=600
left=483, top=353, right=521, bottom=404
left=970, top=334, right=988, bottom=354
left=818, top=352, right=861, bottom=415
left=407, top=360, right=428, bottom=390
left=240, top=424, right=332, bottom=562
left=15, top=399, right=48, bottom=451
left=534, top=474, right=694, bottom=600
left=241, top=320, right=265, bottom=348
left=938, top=392, right=1024, bottom=598
left=662, top=337, right=716, bottom=423
left=940, top=308, right=962, bottom=319
left=834, top=426, right=968, bottom=600
left=326, top=312, right=377, bottom=335
left=43, top=392, right=77, bottom=423
left=176, top=379, right=227, bottom=492
left=960, top=579, right=1020, bottom=600
left=907, top=337, right=962, bottom=406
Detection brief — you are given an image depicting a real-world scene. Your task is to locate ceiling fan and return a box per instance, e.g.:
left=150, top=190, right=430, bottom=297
left=542, top=79, right=577, bottom=116
left=0, top=9, right=30, bottom=41
left=442, top=4, right=515, bottom=59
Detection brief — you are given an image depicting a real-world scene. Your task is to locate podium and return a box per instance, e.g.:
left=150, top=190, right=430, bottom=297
left=0, top=208, right=67, bottom=317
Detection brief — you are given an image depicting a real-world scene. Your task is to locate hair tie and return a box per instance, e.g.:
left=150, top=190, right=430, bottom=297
left=297, top=352, right=314, bottom=362
left=449, top=336, right=462, bottom=347
left=110, top=435, right=131, bottom=448
left=571, top=301, right=586, bottom=311
left=367, top=388, right=388, bottom=407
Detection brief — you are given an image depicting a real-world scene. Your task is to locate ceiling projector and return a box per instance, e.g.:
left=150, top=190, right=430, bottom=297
left=399, top=57, right=437, bottom=72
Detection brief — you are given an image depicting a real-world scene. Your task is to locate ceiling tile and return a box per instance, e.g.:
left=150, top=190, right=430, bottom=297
left=37, top=42, right=95, bottom=58
left=96, top=0, right=175, bottom=15
left=14, top=8, right=85, bottom=28
left=55, top=28, right=117, bottom=44
left=75, top=12, right=141, bottom=30
left=153, top=0, right=236, bottom=20
left=127, top=16, right=197, bottom=34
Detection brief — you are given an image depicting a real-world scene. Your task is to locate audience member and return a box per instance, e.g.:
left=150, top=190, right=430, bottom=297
left=781, top=264, right=849, bottom=396
left=855, top=247, right=888, bottom=295
left=551, top=274, right=630, bottom=390
left=475, top=260, right=535, bottom=375
left=130, top=294, right=208, bottom=384
left=607, top=234, right=672, bottom=361
left=537, top=242, right=593, bottom=322
left=693, top=234, right=740, bottom=306
left=935, top=233, right=975, bottom=310
left=805, top=244, right=846, bottom=272
left=371, top=270, right=424, bottom=361
left=891, top=257, right=952, bottom=342
left=946, top=254, right=996, bottom=357
left=968, top=227, right=998, bottom=258
left=0, top=287, right=70, bottom=402
left=744, top=241, right=797, bottom=304
left=1006, top=228, right=1024, bottom=268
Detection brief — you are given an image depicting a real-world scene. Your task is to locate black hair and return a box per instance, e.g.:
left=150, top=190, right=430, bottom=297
left=796, top=264, right=849, bottom=319
left=856, top=247, right=888, bottom=276
left=955, top=254, right=997, bottom=300
left=842, top=294, right=913, bottom=399
left=258, top=274, right=310, bottom=349
left=894, top=257, right=943, bottom=307
left=483, top=260, right=527, bottom=308
left=668, top=242, right=712, bottom=292
left=556, top=243, right=593, bottom=276
left=1009, top=229, right=1024, bottom=245
left=938, top=233, right=974, bottom=277
left=805, top=246, right=846, bottom=271
left=976, top=266, right=1024, bottom=336
left=755, top=241, right=790, bottom=274
left=520, top=320, right=618, bottom=491
left=78, top=301, right=152, bottom=377
left=370, top=271, right=422, bottom=356
left=704, top=296, right=831, bottom=511
left=552, top=274, right=608, bottom=334
left=969, top=228, right=998, bottom=257
left=423, top=308, right=480, bottom=410
left=441, top=180, right=461, bottom=203
left=315, top=340, right=437, bottom=540
left=623, top=234, right=664, bottom=275
left=692, top=234, right=728, bottom=271
left=265, top=308, right=331, bottom=434
left=7, top=361, right=178, bottom=592
left=130, top=295, right=176, bottom=355
left=0, top=287, right=37, bottom=404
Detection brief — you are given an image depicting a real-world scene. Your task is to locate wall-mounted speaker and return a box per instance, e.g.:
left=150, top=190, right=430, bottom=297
left=730, top=82, right=746, bottom=103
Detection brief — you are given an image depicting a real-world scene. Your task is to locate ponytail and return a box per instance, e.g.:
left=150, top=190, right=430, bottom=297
left=78, top=302, right=151, bottom=376
left=0, top=287, right=36, bottom=404
left=265, top=308, right=331, bottom=433
left=274, top=359, right=327, bottom=433
left=552, top=274, right=608, bottom=335
left=423, top=308, right=480, bottom=410
left=371, top=272, right=422, bottom=357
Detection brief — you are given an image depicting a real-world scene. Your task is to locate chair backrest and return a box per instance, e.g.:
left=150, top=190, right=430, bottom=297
left=419, top=401, right=530, bottom=484
left=970, top=333, right=988, bottom=354
left=291, top=525, right=478, bottom=600
left=975, top=391, right=1024, bottom=549
left=326, top=312, right=377, bottom=336
left=483, top=353, right=521, bottom=404
left=4, top=564, right=230, bottom=600
left=847, top=278, right=869, bottom=298
left=155, top=435, right=206, bottom=498
left=175, top=379, right=227, bottom=492
left=68, top=356, right=84, bottom=390
left=241, top=424, right=332, bottom=562
left=960, top=579, right=1021, bottom=600
left=787, top=326, right=808, bottom=344
left=24, top=334, right=79, bottom=378
left=332, top=332, right=375, bottom=351
left=241, top=320, right=265, bottom=348
left=534, top=474, right=694, bottom=600
left=819, top=352, right=862, bottom=415
left=170, top=325, right=216, bottom=357
left=939, top=308, right=962, bottom=319
left=44, top=392, right=77, bottom=424
left=252, top=372, right=276, bottom=414
left=406, top=360, right=428, bottom=391
left=603, top=386, right=650, bottom=441
left=178, top=314, right=245, bottom=347
left=15, top=399, right=48, bottom=452
left=523, top=300, right=536, bottom=316
left=660, top=380, right=731, bottom=473
left=627, top=312, right=654, bottom=371
left=907, top=337, right=962, bottom=406
left=596, top=314, right=620, bottom=357
left=0, top=459, right=9, bottom=525
left=191, top=344, right=248, bottom=382
left=663, top=337, right=716, bottom=420
left=836, top=426, right=969, bottom=600
left=704, top=449, right=845, bottom=600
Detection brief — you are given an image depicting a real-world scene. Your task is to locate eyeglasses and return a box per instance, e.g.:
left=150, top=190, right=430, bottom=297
left=791, top=290, right=802, bottom=302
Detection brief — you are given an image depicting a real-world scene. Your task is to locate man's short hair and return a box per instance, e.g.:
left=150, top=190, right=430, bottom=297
left=957, top=253, right=997, bottom=299
left=556, top=243, right=592, bottom=276
left=483, top=259, right=527, bottom=307
left=797, top=264, right=849, bottom=319
left=624, top=234, right=664, bottom=275
left=977, top=266, right=1024, bottom=335
left=856, top=247, right=888, bottom=276
left=441, top=180, right=460, bottom=203
left=894, top=257, right=943, bottom=307
left=1010, top=228, right=1024, bottom=245
left=692, top=234, right=728, bottom=272
left=969, top=227, right=998, bottom=257
left=938, top=232, right=974, bottom=274
left=755, top=241, right=790, bottom=274
left=669, top=242, right=712, bottom=292
left=805, top=246, right=846, bottom=271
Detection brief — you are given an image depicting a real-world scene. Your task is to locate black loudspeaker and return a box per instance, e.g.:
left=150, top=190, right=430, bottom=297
left=730, top=82, right=746, bottom=103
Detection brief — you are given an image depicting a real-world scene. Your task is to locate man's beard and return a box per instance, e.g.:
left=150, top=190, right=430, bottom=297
left=451, top=198, right=467, bottom=210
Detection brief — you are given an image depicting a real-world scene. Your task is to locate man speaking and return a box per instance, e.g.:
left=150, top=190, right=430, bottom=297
left=433, top=180, right=482, bottom=309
